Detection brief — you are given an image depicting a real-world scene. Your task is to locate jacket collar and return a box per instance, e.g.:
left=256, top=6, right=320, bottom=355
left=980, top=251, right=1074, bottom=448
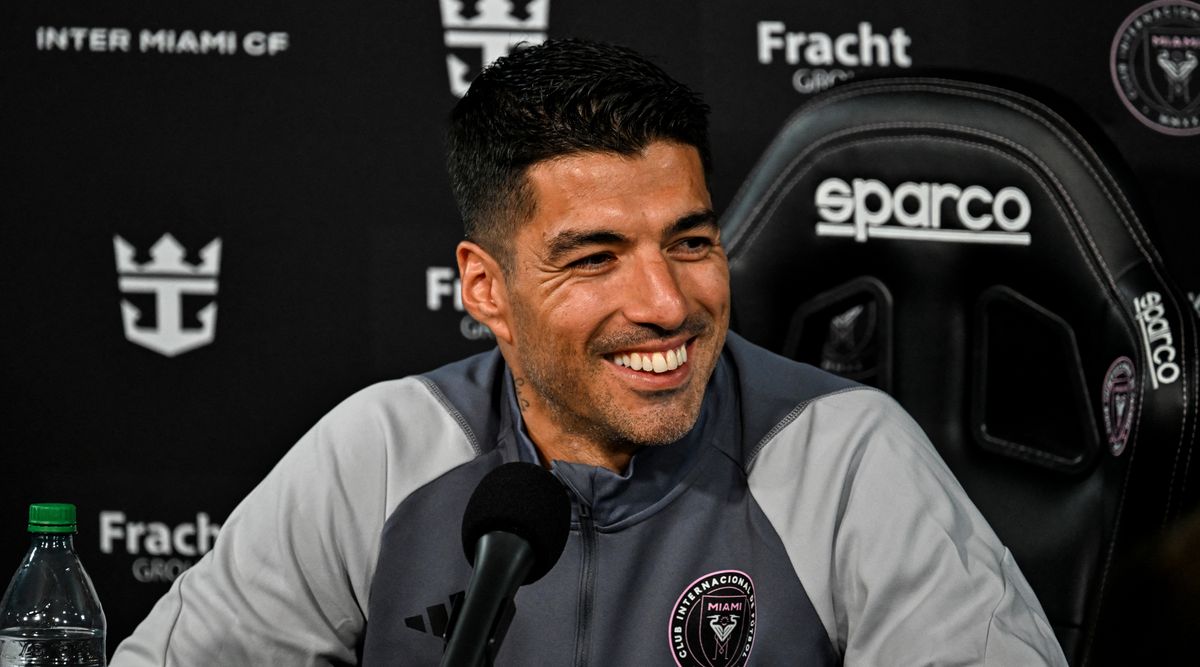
left=496, top=352, right=740, bottom=529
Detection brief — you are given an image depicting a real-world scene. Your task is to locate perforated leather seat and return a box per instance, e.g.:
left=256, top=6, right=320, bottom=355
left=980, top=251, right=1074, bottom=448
left=721, top=78, right=1198, bottom=665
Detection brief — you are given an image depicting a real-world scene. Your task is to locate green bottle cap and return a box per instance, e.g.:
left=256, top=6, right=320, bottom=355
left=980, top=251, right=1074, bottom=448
left=28, top=503, right=77, bottom=533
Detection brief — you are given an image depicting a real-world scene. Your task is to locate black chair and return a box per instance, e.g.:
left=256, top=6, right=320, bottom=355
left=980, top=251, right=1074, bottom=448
left=721, top=78, right=1198, bottom=665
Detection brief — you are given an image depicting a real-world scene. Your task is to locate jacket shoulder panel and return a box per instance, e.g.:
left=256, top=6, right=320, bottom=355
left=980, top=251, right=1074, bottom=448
left=746, top=389, right=1065, bottom=665
left=418, top=348, right=507, bottom=455
left=724, top=331, right=860, bottom=467
left=111, top=376, right=480, bottom=666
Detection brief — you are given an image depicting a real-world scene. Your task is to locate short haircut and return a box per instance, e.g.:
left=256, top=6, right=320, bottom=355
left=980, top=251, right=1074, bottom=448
left=447, top=38, right=712, bottom=271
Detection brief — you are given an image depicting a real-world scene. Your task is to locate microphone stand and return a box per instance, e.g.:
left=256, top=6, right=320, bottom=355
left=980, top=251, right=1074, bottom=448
left=440, top=532, right=534, bottom=667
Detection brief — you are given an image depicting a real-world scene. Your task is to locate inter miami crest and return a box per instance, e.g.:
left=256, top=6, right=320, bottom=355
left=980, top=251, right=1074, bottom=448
left=1102, top=356, right=1137, bottom=456
left=669, top=570, right=756, bottom=667
left=1111, top=1, right=1200, bottom=135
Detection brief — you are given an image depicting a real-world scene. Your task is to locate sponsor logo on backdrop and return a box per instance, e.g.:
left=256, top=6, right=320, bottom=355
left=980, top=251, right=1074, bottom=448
left=35, top=26, right=289, bottom=56
left=427, top=266, right=496, bottom=340
left=1111, top=1, right=1200, bottom=135
left=1102, top=356, right=1137, bottom=456
left=440, top=0, right=550, bottom=97
left=757, top=20, right=913, bottom=94
left=1133, top=291, right=1181, bottom=388
left=99, top=511, right=222, bottom=583
left=813, top=177, right=1032, bottom=245
left=114, top=234, right=222, bottom=357
left=669, top=570, right=756, bottom=667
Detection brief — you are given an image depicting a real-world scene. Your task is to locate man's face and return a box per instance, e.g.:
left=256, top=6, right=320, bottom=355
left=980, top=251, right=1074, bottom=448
left=500, top=141, right=730, bottom=455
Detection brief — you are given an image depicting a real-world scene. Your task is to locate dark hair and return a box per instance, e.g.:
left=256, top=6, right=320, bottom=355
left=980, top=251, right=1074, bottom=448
left=447, top=38, right=712, bottom=270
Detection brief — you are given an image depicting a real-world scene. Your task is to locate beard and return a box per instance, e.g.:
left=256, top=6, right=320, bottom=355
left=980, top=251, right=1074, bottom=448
left=513, top=305, right=722, bottom=452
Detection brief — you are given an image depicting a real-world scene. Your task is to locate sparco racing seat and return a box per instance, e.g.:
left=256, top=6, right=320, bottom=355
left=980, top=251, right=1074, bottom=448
left=721, top=78, right=1198, bottom=665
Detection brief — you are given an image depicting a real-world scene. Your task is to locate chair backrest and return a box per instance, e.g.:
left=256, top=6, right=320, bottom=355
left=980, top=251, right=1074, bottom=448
left=721, top=78, right=1198, bottom=665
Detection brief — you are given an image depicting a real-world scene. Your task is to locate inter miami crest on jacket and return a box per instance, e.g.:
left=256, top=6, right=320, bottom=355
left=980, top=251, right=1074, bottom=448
left=669, top=570, right=756, bottom=667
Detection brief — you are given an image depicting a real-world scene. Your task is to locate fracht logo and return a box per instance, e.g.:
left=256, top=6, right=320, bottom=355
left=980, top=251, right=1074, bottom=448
left=113, top=234, right=222, bottom=357
left=439, top=0, right=550, bottom=97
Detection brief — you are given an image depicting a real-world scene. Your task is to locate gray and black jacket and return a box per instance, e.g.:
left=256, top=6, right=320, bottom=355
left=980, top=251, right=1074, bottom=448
left=113, top=333, right=1066, bottom=666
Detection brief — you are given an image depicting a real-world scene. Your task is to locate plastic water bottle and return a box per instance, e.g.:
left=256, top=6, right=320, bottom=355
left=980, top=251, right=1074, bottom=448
left=0, top=504, right=105, bottom=666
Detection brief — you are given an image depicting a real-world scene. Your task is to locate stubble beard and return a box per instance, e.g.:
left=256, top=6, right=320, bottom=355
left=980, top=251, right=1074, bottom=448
left=514, top=305, right=719, bottom=453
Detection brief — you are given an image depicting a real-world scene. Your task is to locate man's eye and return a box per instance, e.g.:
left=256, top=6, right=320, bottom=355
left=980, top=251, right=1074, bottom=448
left=673, top=237, right=714, bottom=255
left=568, top=253, right=615, bottom=270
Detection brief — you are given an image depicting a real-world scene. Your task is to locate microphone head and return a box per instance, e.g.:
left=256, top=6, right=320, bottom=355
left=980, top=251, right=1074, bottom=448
left=461, top=461, right=571, bottom=584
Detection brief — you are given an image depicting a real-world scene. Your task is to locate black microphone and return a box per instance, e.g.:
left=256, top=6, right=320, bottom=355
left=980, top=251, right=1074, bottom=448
left=440, top=462, right=571, bottom=667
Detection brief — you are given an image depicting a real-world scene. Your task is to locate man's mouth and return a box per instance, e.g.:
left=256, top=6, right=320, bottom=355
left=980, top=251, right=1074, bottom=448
left=608, top=342, right=688, bottom=374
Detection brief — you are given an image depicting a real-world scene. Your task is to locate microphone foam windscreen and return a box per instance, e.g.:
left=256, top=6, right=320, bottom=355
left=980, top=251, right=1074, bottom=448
left=461, top=461, right=571, bottom=584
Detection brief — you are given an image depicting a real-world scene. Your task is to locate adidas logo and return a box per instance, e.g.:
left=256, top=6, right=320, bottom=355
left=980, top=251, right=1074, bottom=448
left=404, top=588, right=516, bottom=659
left=404, top=591, right=464, bottom=637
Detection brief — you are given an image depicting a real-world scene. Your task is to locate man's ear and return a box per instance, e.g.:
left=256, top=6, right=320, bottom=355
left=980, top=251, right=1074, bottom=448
left=456, top=240, right=513, bottom=344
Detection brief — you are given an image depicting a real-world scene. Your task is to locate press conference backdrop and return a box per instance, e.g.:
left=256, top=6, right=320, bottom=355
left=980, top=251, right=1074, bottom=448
left=2, top=0, right=1197, bottom=651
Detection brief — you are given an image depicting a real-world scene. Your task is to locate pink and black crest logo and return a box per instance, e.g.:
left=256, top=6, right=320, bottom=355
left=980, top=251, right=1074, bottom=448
left=1102, top=356, right=1137, bottom=456
left=669, top=570, right=756, bottom=667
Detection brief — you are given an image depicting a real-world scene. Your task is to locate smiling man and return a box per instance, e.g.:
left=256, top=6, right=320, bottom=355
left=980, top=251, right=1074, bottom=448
left=460, top=141, right=726, bottom=471
left=113, top=40, right=1067, bottom=666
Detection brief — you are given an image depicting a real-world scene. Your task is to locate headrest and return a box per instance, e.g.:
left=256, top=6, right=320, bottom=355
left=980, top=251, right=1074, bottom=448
left=724, top=78, right=1195, bottom=489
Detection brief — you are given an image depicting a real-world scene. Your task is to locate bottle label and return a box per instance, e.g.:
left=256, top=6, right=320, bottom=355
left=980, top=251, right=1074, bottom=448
left=0, top=629, right=105, bottom=666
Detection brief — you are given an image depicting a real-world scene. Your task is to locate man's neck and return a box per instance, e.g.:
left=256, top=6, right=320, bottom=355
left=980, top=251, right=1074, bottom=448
left=521, top=412, right=636, bottom=473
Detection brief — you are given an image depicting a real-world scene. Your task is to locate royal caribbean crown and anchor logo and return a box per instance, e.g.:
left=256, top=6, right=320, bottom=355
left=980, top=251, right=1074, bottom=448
left=113, top=234, right=222, bottom=357
left=439, top=0, right=550, bottom=97
left=1112, top=0, right=1200, bottom=135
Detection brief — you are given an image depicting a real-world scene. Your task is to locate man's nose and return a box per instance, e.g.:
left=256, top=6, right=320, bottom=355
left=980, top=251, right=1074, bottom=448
left=622, top=254, right=688, bottom=331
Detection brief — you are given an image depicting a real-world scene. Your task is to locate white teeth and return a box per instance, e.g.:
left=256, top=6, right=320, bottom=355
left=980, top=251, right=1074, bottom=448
left=612, top=344, right=689, bottom=374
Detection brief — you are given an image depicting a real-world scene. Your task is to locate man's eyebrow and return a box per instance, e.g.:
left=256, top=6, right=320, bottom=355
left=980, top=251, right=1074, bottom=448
left=543, top=209, right=717, bottom=264
left=544, top=229, right=629, bottom=264
left=664, top=209, right=718, bottom=238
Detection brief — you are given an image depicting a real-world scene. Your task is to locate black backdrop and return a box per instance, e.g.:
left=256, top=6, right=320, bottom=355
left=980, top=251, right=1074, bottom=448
left=2, top=0, right=1197, bottom=652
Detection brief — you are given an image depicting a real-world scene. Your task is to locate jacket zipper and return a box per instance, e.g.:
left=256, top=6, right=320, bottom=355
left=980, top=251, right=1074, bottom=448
left=574, top=501, right=596, bottom=667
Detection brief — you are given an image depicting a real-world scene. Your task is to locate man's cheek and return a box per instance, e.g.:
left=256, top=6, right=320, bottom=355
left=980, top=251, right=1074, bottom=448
left=690, top=271, right=731, bottom=310
left=549, top=291, right=614, bottom=326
